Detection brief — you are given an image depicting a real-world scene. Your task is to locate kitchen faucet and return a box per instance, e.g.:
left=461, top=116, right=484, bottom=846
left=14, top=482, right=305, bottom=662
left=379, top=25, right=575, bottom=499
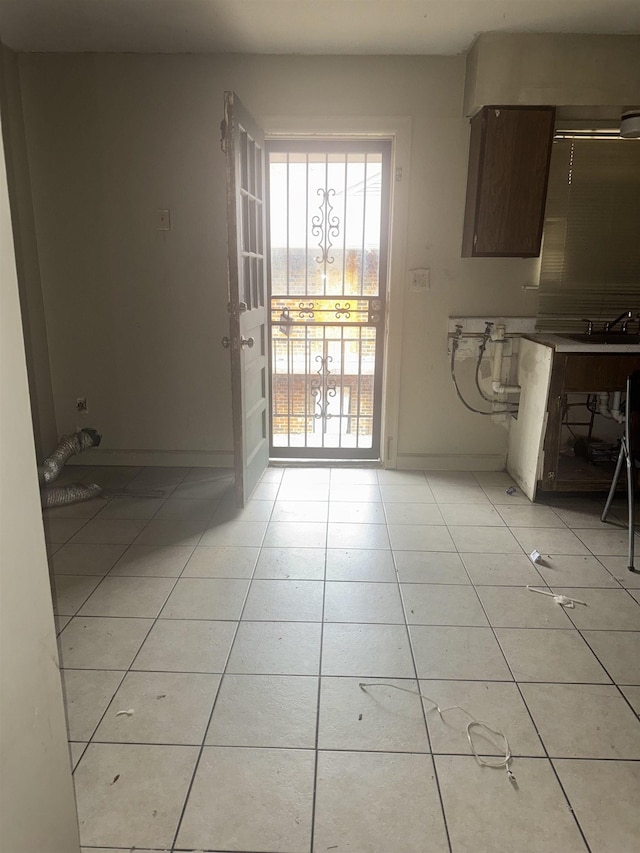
left=603, top=310, right=633, bottom=333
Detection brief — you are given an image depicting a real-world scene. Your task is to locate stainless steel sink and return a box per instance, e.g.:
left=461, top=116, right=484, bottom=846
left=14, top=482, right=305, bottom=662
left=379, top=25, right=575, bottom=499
left=563, top=333, right=640, bottom=345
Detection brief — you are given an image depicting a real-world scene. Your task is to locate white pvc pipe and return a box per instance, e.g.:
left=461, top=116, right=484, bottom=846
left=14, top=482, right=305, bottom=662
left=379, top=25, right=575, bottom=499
left=491, top=324, right=521, bottom=395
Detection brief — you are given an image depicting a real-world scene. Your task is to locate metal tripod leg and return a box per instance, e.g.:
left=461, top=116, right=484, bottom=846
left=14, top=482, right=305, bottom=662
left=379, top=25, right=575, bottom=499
left=601, top=438, right=625, bottom=523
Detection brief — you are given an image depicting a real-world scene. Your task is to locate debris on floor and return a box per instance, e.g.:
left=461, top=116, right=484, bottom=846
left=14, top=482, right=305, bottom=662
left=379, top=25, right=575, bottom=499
left=115, top=708, right=135, bottom=717
left=526, top=585, right=587, bottom=609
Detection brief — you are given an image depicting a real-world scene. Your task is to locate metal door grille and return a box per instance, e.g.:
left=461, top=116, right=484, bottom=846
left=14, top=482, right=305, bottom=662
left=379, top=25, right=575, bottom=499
left=267, top=140, right=390, bottom=458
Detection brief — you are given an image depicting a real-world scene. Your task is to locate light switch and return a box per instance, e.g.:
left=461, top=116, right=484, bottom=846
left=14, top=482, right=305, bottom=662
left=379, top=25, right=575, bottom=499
left=156, top=209, right=171, bottom=231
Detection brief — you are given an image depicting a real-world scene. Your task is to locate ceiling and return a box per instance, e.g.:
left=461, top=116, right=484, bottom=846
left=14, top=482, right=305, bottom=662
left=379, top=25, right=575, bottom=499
left=0, top=0, right=639, bottom=55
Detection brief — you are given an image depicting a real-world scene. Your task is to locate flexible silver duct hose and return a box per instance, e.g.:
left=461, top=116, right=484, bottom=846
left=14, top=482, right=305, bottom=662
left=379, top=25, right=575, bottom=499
left=41, top=482, right=102, bottom=509
left=38, top=428, right=101, bottom=484
left=39, top=428, right=103, bottom=508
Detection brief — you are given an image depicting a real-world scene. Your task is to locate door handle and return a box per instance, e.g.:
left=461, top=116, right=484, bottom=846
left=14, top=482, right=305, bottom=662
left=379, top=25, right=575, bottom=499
left=221, top=336, right=231, bottom=348
left=241, top=336, right=254, bottom=348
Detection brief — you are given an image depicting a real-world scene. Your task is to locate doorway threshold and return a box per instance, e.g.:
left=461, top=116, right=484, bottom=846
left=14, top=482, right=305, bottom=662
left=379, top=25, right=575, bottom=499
left=268, top=458, right=381, bottom=468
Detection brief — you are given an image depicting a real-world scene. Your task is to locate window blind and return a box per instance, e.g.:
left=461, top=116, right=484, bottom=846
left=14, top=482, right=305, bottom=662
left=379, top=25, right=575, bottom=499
left=536, top=137, right=640, bottom=333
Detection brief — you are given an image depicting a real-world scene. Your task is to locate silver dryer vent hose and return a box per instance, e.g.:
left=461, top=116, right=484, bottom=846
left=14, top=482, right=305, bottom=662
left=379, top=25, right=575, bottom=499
left=41, top=482, right=102, bottom=509
left=39, top=428, right=103, bottom=508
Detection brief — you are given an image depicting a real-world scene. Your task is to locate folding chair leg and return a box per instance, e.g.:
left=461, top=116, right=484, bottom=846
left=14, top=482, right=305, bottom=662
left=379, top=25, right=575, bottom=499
left=626, top=448, right=637, bottom=572
left=601, top=442, right=625, bottom=523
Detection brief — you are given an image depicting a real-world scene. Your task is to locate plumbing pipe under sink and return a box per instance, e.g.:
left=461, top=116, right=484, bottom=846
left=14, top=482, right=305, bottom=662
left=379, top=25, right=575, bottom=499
left=491, top=324, right=521, bottom=396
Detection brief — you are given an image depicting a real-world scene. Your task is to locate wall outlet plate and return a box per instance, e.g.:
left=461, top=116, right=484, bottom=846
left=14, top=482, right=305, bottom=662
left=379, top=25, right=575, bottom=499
left=76, top=397, right=88, bottom=413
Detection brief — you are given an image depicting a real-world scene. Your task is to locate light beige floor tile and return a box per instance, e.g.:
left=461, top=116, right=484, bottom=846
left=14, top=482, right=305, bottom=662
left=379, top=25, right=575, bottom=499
left=440, top=503, right=505, bottom=526
left=69, top=518, right=148, bottom=545
left=324, top=581, right=404, bottom=624
left=426, top=472, right=479, bottom=486
left=314, top=751, right=448, bottom=853
left=182, top=544, right=259, bottom=578
left=320, top=677, right=429, bottom=752
left=382, top=502, right=444, bottom=525
left=46, top=542, right=61, bottom=557
left=482, top=485, right=531, bottom=504
left=251, top=481, right=280, bottom=501
left=58, top=617, right=153, bottom=669
left=74, top=743, right=197, bottom=849
left=621, top=685, right=640, bottom=714
left=573, top=527, right=633, bottom=555
left=402, top=583, right=488, bottom=626
left=276, top=483, right=330, bottom=502
left=132, top=517, right=207, bottom=547
left=200, top=519, right=268, bottom=547
left=580, top=630, right=640, bottom=683
left=321, top=623, right=415, bottom=678
left=555, top=587, right=640, bottom=630
left=326, top=548, right=397, bottom=582
left=126, top=466, right=190, bottom=490
left=177, top=748, right=314, bottom=852
left=420, top=679, right=544, bottom=756
left=109, top=544, right=194, bottom=577
left=55, top=614, right=72, bottom=633
left=476, top=586, right=575, bottom=628
left=270, top=500, right=328, bottom=522
left=410, top=626, right=512, bottom=681
left=328, top=483, right=382, bottom=503
left=61, top=669, right=125, bottom=741
left=205, top=674, right=317, bottom=748
left=81, top=466, right=142, bottom=489
left=52, top=575, right=103, bottom=615
left=132, top=619, right=236, bottom=673
left=183, top=466, right=233, bottom=483
left=430, top=485, right=491, bottom=504
left=70, top=741, right=88, bottom=771
left=511, top=527, right=589, bottom=560
left=332, top=467, right=379, bottom=484
left=380, top=484, right=436, bottom=503
left=262, top=520, right=327, bottom=548
left=448, top=525, right=523, bottom=554
left=630, top=588, right=640, bottom=604
left=95, top=495, right=165, bottom=520
left=242, top=579, right=324, bottom=622
left=597, top=555, right=640, bottom=587
left=327, top=522, right=390, bottom=550
left=328, top=500, right=386, bottom=523
left=78, top=576, right=176, bottom=618
left=210, top=498, right=274, bottom=523
left=473, top=471, right=517, bottom=487
left=388, top=524, right=456, bottom=552
left=553, top=759, right=640, bottom=853
left=154, top=497, right=219, bottom=522
left=160, top=578, right=248, bottom=620
left=172, top=476, right=232, bottom=500
left=43, top=517, right=88, bottom=544
left=520, top=683, right=640, bottom=758
left=534, top=553, right=621, bottom=587
left=260, top=467, right=284, bottom=483
left=394, top=551, right=470, bottom=584
left=495, top=628, right=611, bottom=683
left=94, top=671, right=220, bottom=745
left=436, top=755, right=586, bottom=852
left=496, top=504, right=565, bottom=527
left=378, top=469, right=429, bottom=484
left=282, top=467, right=330, bottom=484
left=551, top=503, right=621, bottom=529
left=254, top=547, right=326, bottom=580
left=226, top=621, right=322, bottom=675
left=460, top=552, right=544, bottom=585
left=51, top=543, right=128, bottom=576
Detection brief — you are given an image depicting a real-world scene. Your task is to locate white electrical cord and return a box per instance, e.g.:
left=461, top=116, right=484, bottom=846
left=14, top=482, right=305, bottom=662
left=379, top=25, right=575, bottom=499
left=359, top=682, right=516, bottom=783
left=526, top=585, right=587, bottom=609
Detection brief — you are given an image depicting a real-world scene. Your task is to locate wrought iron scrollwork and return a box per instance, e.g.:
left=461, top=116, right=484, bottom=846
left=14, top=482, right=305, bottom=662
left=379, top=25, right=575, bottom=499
left=311, top=188, right=340, bottom=264
left=334, top=302, right=351, bottom=320
left=298, top=302, right=315, bottom=320
left=310, top=354, right=337, bottom=423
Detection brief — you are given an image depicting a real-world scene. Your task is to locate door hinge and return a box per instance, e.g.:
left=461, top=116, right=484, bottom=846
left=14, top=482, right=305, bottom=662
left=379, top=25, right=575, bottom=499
left=220, top=119, right=228, bottom=153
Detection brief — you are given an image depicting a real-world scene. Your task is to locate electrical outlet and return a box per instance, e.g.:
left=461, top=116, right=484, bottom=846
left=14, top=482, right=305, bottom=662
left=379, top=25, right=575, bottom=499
left=409, top=268, right=430, bottom=292
left=76, top=397, right=88, bottom=414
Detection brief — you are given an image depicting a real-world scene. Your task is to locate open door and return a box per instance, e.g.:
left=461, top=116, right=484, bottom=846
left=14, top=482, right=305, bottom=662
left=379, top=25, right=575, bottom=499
left=221, top=92, right=270, bottom=506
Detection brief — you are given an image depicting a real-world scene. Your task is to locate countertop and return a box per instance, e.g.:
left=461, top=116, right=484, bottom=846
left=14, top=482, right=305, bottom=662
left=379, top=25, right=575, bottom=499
left=524, top=333, right=640, bottom=354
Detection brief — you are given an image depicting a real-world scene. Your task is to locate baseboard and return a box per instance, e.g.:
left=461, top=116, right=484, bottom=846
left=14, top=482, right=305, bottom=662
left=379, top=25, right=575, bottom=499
left=66, top=449, right=234, bottom=468
left=395, top=453, right=507, bottom=472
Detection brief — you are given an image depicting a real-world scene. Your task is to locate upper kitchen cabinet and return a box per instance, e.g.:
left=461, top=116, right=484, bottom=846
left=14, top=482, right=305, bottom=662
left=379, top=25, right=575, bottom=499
left=462, top=106, right=556, bottom=257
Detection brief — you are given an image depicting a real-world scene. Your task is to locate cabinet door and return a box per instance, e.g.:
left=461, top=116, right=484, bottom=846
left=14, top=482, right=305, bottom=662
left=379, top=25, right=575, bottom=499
left=462, top=106, right=555, bottom=257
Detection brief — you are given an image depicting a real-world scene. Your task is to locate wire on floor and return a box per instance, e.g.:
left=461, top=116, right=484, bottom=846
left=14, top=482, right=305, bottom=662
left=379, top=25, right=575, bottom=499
left=358, top=682, right=516, bottom=784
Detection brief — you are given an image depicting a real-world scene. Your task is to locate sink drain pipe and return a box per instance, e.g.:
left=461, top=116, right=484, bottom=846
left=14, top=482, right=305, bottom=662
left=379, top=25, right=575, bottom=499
left=491, top=324, right=521, bottom=396
left=39, top=428, right=103, bottom=508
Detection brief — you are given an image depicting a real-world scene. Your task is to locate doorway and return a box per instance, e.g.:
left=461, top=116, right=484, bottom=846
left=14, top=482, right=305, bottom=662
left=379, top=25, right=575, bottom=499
left=266, top=140, right=391, bottom=460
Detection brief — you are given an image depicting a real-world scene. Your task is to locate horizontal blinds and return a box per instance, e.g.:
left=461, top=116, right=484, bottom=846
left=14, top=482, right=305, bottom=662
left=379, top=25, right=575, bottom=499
left=536, top=138, right=640, bottom=333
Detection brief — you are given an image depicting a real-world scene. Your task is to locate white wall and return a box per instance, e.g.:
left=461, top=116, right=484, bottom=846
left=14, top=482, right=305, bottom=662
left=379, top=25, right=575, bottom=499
left=0, top=108, right=81, bottom=853
left=17, top=53, right=542, bottom=470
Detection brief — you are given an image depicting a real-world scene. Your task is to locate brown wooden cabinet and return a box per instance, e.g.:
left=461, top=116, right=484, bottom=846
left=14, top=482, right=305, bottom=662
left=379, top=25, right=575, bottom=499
left=462, top=105, right=555, bottom=258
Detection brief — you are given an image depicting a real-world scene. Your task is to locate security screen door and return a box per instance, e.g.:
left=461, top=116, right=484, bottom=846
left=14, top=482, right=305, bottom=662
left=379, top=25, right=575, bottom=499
left=267, top=140, right=391, bottom=459
left=222, top=92, right=269, bottom=505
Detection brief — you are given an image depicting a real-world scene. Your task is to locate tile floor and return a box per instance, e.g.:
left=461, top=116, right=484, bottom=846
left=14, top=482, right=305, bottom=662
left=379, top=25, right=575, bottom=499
left=45, top=465, right=640, bottom=853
